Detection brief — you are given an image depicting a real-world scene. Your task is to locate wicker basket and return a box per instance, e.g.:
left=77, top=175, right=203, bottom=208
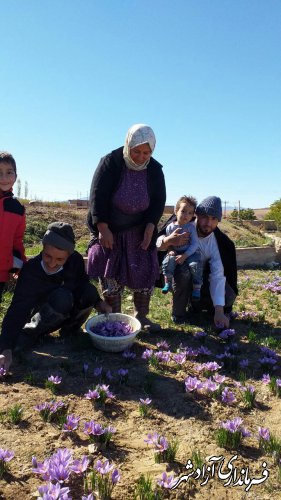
left=85, top=313, right=141, bottom=353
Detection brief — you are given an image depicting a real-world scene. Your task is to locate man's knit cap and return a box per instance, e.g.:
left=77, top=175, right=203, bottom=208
left=42, top=222, right=75, bottom=254
left=196, top=196, right=222, bottom=222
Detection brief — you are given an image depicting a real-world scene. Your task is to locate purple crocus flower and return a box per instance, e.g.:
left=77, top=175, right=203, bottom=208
left=49, top=401, right=67, bottom=414
left=155, top=436, right=169, bottom=453
left=184, top=376, right=202, bottom=392
left=201, top=379, right=219, bottom=393
left=260, top=346, right=278, bottom=359
left=70, top=456, right=90, bottom=474
left=37, top=482, right=71, bottom=500
left=154, top=350, right=171, bottom=363
left=0, top=367, right=7, bottom=377
left=239, top=359, right=249, bottom=369
left=94, top=459, right=114, bottom=474
left=259, top=356, right=277, bottom=366
left=106, top=370, right=114, bottom=380
left=142, top=349, right=153, bottom=360
left=0, top=448, right=14, bottom=463
left=47, top=375, right=62, bottom=384
left=157, top=471, right=176, bottom=489
left=195, top=361, right=222, bottom=373
left=185, top=347, right=199, bottom=357
left=32, top=458, right=51, bottom=480
left=111, top=468, right=121, bottom=484
left=262, top=373, right=271, bottom=384
left=139, top=398, right=152, bottom=405
left=173, top=352, right=186, bottom=365
left=49, top=462, right=71, bottom=483
left=104, top=425, right=116, bottom=435
left=221, top=417, right=241, bottom=432
left=62, top=414, right=80, bottom=432
left=83, top=421, right=105, bottom=437
left=213, top=373, right=226, bottom=384
left=276, top=378, right=281, bottom=387
left=258, top=427, right=270, bottom=441
left=122, top=349, right=136, bottom=359
left=197, top=346, right=212, bottom=356
left=117, top=368, right=129, bottom=378
left=82, top=495, right=95, bottom=500
left=93, top=367, right=103, bottom=377
left=144, top=432, right=168, bottom=453
left=219, top=329, right=236, bottom=340
left=221, top=387, right=236, bottom=404
left=84, top=389, right=100, bottom=400
left=156, top=340, right=170, bottom=350
left=221, top=417, right=243, bottom=433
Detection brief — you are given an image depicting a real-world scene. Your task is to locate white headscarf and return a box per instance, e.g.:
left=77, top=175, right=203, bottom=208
left=123, top=124, right=156, bottom=171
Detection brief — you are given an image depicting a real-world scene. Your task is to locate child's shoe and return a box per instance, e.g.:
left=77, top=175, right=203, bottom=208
left=161, top=283, right=171, bottom=294
left=191, top=289, right=201, bottom=301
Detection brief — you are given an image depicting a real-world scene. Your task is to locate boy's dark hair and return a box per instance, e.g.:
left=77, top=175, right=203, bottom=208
left=0, top=152, right=17, bottom=174
left=175, top=195, right=197, bottom=212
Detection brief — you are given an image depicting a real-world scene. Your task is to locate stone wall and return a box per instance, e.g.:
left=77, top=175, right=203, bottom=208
left=236, top=246, right=277, bottom=267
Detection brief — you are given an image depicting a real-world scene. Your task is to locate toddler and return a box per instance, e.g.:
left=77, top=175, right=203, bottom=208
left=161, top=195, right=202, bottom=300
left=0, top=152, right=26, bottom=301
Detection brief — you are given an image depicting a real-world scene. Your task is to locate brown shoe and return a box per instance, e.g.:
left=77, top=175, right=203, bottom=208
left=135, top=315, right=161, bottom=332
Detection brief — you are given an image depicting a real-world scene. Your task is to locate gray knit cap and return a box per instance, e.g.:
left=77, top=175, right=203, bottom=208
left=42, top=222, right=75, bottom=254
left=196, top=196, right=222, bottom=222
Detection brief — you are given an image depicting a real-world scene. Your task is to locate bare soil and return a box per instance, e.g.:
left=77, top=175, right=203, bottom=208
left=1, top=270, right=281, bottom=499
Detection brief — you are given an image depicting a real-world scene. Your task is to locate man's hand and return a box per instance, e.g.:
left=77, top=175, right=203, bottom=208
left=0, top=349, right=13, bottom=374
left=175, top=254, right=187, bottom=265
left=96, top=300, right=112, bottom=314
left=97, top=223, right=114, bottom=249
left=160, top=228, right=190, bottom=250
left=214, top=306, right=230, bottom=329
left=140, top=223, right=155, bottom=250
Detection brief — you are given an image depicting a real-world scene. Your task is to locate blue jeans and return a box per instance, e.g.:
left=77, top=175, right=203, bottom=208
left=162, top=250, right=203, bottom=287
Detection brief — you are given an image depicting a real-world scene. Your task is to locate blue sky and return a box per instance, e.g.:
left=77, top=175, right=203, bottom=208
left=1, top=0, right=280, bottom=208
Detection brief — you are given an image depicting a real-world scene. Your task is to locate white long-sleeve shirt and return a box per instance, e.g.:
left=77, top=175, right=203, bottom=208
left=198, top=232, right=225, bottom=306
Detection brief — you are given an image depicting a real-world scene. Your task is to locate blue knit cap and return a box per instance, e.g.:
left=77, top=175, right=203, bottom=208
left=196, top=196, right=222, bottom=222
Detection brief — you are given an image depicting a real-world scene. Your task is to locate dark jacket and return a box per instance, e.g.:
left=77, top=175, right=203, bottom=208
left=0, top=251, right=100, bottom=351
left=0, top=191, right=26, bottom=282
left=157, top=215, right=238, bottom=294
left=87, top=146, right=166, bottom=245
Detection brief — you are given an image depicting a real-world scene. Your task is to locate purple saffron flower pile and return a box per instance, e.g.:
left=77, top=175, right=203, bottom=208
left=91, top=320, right=133, bottom=337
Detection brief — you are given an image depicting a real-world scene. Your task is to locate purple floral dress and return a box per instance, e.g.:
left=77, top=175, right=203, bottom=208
left=87, top=168, right=159, bottom=290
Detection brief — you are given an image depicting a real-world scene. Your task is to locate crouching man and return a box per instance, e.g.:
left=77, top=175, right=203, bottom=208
left=0, top=221, right=111, bottom=373
left=157, top=196, right=238, bottom=328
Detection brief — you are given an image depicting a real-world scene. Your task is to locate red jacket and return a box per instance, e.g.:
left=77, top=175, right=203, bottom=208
left=0, top=192, right=26, bottom=282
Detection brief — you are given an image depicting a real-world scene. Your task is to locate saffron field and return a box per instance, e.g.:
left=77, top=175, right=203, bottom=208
left=0, top=268, right=281, bottom=499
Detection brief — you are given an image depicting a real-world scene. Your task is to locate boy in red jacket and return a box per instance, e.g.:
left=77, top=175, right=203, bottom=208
left=0, top=152, right=26, bottom=301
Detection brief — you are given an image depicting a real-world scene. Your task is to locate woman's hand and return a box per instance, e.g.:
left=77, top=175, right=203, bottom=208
left=141, top=223, right=155, bottom=250
left=97, top=223, right=114, bottom=249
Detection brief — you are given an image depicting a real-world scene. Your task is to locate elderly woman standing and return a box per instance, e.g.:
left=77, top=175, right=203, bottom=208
left=87, top=124, right=166, bottom=331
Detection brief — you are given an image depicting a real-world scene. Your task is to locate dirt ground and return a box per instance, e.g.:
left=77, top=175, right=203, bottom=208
left=1, top=294, right=281, bottom=499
